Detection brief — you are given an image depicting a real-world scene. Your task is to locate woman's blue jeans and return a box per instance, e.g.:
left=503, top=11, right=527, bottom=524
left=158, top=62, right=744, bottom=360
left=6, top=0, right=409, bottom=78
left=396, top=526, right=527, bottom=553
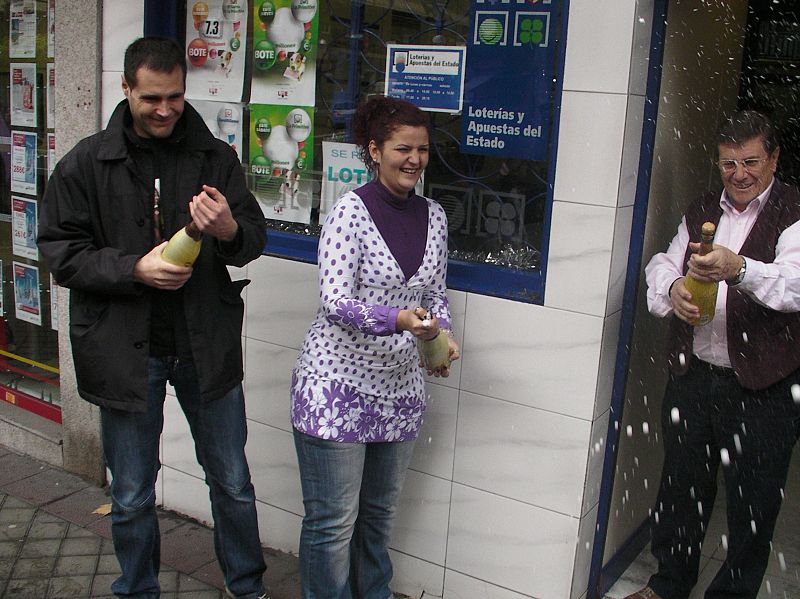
left=293, top=429, right=415, bottom=599
left=100, top=357, right=266, bottom=599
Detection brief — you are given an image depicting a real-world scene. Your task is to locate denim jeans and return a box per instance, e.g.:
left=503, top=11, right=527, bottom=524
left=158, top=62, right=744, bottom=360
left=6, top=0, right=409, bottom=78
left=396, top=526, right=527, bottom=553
left=293, top=429, right=415, bottom=599
left=100, top=357, right=266, bottom=599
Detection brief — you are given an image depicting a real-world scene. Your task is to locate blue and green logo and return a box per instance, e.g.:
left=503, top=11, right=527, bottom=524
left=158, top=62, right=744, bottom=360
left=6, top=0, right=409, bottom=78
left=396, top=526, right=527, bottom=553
left=478, top=17, right=504, bottom=45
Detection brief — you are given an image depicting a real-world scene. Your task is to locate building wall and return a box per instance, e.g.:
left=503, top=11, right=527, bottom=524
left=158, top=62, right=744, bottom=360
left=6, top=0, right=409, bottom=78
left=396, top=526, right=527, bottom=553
left=97, top=1, right=653, bottom=597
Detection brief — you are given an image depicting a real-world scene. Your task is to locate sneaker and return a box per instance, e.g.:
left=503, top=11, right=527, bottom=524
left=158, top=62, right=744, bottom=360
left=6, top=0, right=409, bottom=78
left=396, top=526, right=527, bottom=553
left=623, top=587, right=663, bottom=599
left=224, top=586, right=271, bottom=599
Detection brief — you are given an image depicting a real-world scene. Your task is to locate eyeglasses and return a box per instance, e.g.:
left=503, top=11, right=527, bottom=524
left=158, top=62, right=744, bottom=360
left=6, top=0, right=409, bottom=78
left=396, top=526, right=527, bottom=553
left=716, top=157, right=768, bottom=173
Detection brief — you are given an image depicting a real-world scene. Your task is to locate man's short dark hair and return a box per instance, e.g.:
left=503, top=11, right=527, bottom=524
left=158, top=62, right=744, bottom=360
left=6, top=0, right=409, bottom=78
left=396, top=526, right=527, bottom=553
left=124, top=37, right=187, bottom=89
left=717, top=110, right=780, bottom=155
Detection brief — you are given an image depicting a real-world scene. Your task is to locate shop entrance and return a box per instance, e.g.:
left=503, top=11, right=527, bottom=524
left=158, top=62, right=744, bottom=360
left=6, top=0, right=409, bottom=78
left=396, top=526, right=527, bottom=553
left=599, top=1, right=800, bottom=597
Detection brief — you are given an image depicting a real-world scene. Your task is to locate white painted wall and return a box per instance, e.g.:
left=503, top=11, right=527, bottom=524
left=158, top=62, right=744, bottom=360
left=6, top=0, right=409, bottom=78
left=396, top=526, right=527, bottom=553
left=100, top=1, right=651, bottom=596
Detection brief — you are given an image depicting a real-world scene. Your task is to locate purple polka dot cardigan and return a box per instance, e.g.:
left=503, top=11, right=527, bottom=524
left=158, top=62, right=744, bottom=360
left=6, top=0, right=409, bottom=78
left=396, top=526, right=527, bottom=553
left=291, top=188, right=451, bottom=443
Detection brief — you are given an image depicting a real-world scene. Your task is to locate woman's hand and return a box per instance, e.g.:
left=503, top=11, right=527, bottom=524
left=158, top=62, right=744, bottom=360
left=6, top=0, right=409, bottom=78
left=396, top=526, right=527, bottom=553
left=397, top=307, right=439, bottom=341
left=427, top=335, right=461, bottom=378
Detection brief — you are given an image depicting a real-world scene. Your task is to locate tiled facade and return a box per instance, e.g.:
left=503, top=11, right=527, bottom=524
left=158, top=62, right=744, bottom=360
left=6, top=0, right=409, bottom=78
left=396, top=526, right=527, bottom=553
left=94, top=1, right=656, bottom=597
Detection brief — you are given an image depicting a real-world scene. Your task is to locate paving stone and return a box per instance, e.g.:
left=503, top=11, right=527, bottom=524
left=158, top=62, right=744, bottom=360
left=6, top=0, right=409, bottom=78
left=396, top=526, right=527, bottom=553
left=0, top=522, right=28, bottom=542
left=0, top=539, right=21, bottom=558
left=90, top=572, right=119, bottom=596
left=3, top=468, right=89, bottom=507
left=48, top=573, right=93, bottom=597
left=27, top=519, right=69, bottom=539
left=0, top=556, right=13, bottom=577
left=61, top=535, right=103, bottom=556
left=4, top=577, right=50, bottom=598
left=11, top=555, right=56, bottom=577
left=19, top=538, right=61, bottom=558
left=0, top=453, right=47, bottom=487
left=160, top=522, right=218, bottom=572
left=45, top=486, right=112, bottom=528
left=0, top=506, right=36, bottom=524
left=96, top=553, right=120, bottom=574
left=54, top=553, right=98, bottom=576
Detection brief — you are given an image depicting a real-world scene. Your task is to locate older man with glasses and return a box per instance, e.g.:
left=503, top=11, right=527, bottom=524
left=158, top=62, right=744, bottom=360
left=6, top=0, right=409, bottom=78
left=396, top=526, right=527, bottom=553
left=627, top=110, right=800, bottom=599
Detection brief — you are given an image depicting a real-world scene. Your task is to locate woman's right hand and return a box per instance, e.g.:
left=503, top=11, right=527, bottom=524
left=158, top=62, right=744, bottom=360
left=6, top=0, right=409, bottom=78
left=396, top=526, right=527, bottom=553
left=397, top=307, right=439, bottom=341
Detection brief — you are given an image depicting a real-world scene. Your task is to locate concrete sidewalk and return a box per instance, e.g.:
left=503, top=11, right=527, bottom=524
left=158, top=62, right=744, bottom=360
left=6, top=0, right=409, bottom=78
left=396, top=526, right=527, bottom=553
left=0, top=443, right=301, bottom=598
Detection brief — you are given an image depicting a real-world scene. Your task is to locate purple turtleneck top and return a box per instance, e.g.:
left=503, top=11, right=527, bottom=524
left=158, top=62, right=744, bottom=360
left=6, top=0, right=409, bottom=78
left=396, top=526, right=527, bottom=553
left=358, top=179, right=429, bottom=281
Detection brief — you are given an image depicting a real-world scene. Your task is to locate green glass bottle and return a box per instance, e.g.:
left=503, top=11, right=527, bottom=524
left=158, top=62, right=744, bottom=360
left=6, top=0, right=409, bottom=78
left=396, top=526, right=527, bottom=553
left=161, top=221, right=202, bottom=267
left=682, top=221, right=718, bottom=326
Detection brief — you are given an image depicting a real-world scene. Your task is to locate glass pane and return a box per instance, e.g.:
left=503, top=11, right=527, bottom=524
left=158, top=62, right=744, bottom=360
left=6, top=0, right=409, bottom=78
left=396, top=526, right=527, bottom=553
left=254, top=0, right=561, bottom=273
left=0, top=0, right=61, bottom=412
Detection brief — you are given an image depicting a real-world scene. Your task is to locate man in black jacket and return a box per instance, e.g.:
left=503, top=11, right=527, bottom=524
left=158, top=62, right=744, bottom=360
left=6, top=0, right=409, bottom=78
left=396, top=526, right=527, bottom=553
left=38, top=37, right=268, bottom=599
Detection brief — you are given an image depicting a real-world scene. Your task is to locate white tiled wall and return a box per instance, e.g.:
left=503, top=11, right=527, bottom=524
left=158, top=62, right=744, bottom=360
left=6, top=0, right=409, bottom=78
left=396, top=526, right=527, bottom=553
left=102, top=0, right=653, bottom=597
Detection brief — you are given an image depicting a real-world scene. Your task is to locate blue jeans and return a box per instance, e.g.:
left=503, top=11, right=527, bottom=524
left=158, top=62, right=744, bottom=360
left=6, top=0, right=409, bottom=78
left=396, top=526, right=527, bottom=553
left=293, top=429, right=415, bottom=599
left=100, top=357, right=266, bottom=599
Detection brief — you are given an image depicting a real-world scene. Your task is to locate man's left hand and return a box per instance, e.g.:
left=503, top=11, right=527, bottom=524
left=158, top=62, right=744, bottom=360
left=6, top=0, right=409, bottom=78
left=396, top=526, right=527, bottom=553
left=687, top=243, right=741, bottom=282
left=189, top=184, right=238, bottom=242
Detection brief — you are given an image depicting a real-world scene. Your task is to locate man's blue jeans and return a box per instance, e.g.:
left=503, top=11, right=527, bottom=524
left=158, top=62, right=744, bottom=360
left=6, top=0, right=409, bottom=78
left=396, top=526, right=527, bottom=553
left=100, top=357, right=266, bottom=599
left=293, top=429, right=415, bottom=599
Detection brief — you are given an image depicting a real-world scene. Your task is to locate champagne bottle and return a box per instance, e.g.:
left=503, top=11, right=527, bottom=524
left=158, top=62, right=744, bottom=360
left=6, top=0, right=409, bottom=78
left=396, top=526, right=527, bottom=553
left=682, top=221, right=718, bottom=326
left=161, top=221, right=202, bottom=267
left=419, top=330, right=452, bottom=370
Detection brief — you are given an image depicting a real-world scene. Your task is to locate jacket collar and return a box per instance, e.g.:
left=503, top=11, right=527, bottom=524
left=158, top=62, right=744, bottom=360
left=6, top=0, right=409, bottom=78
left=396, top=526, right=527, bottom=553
left=96, top=99, right=217, bottom=161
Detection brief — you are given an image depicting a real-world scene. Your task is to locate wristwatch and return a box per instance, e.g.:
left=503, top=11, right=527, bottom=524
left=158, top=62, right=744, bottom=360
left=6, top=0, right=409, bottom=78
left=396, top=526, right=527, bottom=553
left=727, top=256, right=746, bottom=286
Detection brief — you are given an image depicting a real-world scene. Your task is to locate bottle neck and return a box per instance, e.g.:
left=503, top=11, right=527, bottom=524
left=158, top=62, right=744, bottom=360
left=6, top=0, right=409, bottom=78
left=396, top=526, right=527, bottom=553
left=185, top=221, right=202, bottom=241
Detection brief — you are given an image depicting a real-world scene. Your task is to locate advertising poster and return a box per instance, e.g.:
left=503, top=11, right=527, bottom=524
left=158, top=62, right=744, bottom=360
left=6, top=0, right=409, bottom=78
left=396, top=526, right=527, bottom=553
left=50, top=274, right=59, bottom=331
left=251, top=0, right=319, bottom=106
left=13, top=261, right=41, bottom=326
left=47, top=133, right=55, bottom=180
left=461, top=0, right=558, bottom=161
left=47, top=63, right=55, bottom=129
left=185, top=0, right=248, bottom=101
left=12, top=196, right=37, bottom=260
left=47, top=0, right=55, bottom=58
left=192, top=99, right=244, bottom=160
left=249, top=103, right=314, bottom=223
left=10, top=0, right=36, bottom=59
left=384, top=44, right=466, bottom=114
left=319, top=142, right=425, bottom=222
left=11, top=131, right=37, bottom=195
left=10, top=63, right=37, bottom=128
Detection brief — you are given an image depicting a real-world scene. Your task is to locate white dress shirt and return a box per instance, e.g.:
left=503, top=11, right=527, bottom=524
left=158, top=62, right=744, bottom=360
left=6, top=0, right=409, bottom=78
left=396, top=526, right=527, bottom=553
left=645, top=179, right=800, bottom=367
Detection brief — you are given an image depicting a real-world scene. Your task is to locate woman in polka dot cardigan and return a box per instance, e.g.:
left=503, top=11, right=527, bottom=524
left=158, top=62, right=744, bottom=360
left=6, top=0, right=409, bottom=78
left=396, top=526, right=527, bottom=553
left=290, top=95, right=460, bottom=597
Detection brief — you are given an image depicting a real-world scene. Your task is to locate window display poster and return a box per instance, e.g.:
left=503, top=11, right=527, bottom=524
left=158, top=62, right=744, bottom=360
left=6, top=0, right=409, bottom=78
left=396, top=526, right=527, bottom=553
left=13, top=261, right=41, bottom=326
left=11, top=131, right=37, bottom=195
left=384, top=44, right=466, bottom=114
left=10, top=63, right=37, bottom=128
left=319, top=142, right=424, bottom=222
left=192, top=99, right=244, bottom=160
left=12, top=196, right=37, bottom=260
left=461, top=1, right=559, bottom=161
left=50, top=274, right=58, bottom=331
left=249, top=103, right=314, bottom=224
left=47, top=0, right=55, bottom=58
left=47, top=133, right=56, bottom=180
left=47, top=63, right=55, bottom=129
left=250, top=0, right=319, bottom=106
left=9, top=0, right=36, bottom=59
left=185, top=0, right=248, bottom=102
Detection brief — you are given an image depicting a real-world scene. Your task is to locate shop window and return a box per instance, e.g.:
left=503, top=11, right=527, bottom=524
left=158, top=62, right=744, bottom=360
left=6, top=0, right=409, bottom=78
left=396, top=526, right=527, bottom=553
left=164, top=0, right=568, bottom=303
left=0, top=0, right=61, bottom=422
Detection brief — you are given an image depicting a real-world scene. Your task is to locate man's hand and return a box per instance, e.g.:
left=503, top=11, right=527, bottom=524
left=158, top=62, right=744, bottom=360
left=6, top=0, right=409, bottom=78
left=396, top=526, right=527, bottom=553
left=189, top=184, right=238, bottom=242
left=687, top=243, right=741, bottom=283
left=134, top=242, right=193, bottom=290
left=669, top=277, right=701, bottom=324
